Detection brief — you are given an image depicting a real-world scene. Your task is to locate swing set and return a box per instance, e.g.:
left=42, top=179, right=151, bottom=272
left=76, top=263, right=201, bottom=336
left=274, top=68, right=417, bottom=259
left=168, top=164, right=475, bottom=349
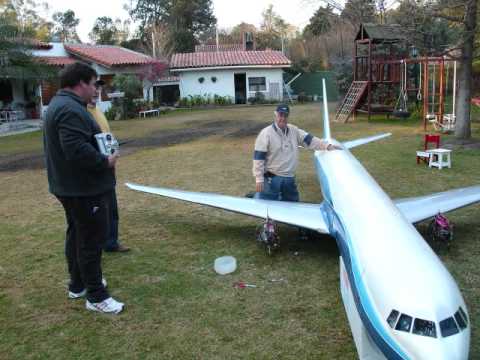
left=422, top=59, right=457, bottom=132
left=390, top=56, right=457, bottom=131
left=341, top=24, right=457, bottom=131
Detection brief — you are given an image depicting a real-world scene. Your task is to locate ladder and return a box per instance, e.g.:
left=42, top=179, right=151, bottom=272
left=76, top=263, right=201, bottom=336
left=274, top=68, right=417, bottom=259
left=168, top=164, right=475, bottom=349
left=335, top=81, right=368, bottom=123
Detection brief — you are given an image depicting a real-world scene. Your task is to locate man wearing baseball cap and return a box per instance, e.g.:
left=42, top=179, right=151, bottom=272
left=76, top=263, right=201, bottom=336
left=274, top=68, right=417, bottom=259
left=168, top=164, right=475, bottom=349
left=253, top=104, right=340, bottom=202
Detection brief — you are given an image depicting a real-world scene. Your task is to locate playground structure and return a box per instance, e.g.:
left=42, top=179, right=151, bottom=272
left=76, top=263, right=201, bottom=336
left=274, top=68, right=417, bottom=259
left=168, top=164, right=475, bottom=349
left=336, top=23, right=457, bottom=131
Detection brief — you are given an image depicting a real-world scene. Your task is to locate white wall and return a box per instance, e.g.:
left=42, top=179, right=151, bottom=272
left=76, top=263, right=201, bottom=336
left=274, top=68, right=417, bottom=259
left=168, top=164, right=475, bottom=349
left=179, top=69, right=235, bottom=99
left=178, top=68, right=285, bottom=101
left=245, top=68, right=284, bottom=100
left=10, top=79, right=25, bottom=104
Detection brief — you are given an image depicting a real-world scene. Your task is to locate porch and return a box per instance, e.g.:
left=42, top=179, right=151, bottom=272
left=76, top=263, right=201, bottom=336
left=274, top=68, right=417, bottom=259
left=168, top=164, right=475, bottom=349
left=0, top=78, right=42, bottom=121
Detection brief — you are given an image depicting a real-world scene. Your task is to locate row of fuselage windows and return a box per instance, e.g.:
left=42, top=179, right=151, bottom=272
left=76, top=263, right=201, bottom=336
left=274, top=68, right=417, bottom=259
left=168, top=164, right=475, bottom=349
left=386, top=307, right=468, bottom=338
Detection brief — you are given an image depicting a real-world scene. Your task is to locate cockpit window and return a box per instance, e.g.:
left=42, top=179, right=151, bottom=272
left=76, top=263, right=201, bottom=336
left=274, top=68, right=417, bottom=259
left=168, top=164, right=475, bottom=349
left=454, top=309, right=467, bottom=330
left=459, top=307, right=468, bottom=326
left=395, top=314, right=413, bottom=333
left=440, top=317, right=459, bottom=337
left=387, top=310, right=399, bottom=328
left=412, top=318, right=437, bottom=338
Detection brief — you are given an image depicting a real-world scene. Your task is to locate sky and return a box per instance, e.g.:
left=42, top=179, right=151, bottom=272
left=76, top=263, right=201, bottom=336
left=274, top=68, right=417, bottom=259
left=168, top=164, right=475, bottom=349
left=40, top=0, right=323, bottom=43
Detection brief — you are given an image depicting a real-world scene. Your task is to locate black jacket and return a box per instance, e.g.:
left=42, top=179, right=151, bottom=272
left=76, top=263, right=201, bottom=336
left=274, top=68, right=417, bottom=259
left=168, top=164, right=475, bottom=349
left=43, top=90, right=115, bottom=197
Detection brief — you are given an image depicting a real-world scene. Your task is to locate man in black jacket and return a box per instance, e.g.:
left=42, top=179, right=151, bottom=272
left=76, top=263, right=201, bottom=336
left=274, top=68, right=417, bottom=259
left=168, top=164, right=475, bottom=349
left=44, top=62, right=124, bottom=314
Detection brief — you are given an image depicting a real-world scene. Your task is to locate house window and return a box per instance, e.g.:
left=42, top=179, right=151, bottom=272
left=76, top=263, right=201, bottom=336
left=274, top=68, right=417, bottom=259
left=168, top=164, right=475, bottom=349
left=248, top=77, right=266, bottom=91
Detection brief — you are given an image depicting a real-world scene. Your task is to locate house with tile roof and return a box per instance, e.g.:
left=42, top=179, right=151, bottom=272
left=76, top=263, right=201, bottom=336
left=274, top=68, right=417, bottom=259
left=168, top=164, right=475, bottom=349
left=36, top=43, right=167, bottom=113
left=170, top=42, right=291, bottom=104
left=0, top=42, right=167, bottom=119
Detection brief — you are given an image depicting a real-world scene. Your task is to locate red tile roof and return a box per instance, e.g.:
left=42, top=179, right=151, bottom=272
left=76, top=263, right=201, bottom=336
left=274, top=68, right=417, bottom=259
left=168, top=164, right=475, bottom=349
left=170, top=50, right=291, bottom=69
left=64, top=44, right=159, bottom=67
left=37, top=56, right=77, bottom=67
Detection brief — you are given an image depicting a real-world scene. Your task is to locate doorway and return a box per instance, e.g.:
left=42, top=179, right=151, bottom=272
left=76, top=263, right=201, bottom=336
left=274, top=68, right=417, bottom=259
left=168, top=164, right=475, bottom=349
left=153, top=85, right=180, bottom=105
left=234, top=73, right=246, bottom=104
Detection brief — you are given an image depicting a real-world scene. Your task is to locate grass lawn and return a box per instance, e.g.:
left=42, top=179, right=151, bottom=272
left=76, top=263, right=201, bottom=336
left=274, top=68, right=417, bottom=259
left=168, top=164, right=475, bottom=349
left=0, top=103, right=479, bottom=359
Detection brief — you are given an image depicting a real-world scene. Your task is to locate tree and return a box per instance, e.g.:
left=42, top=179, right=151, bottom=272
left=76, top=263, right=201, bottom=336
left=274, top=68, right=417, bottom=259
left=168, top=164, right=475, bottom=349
left=0, top=0, right=53, bottom=41
left=114, top=18, right=131, bottom=44
left=304, top=5, right=335, bottom=36
left=89, top=17, right=118, bottom=45
left=111, top=74, right=143, bottom=119
left=0, top=14, right=54, bottom=80
left=257, top=5, right=296, bottom=50
left=341, top=0, right=377, bottom=25
left=388, top=0, right=456, bottom=56
left=388, top=0, right=476, bottom=139
left=129, top=0, right=217, bottom=55
left=52, top=9, right=80, bottom=43
left=431, top=0, right=477, bottom=139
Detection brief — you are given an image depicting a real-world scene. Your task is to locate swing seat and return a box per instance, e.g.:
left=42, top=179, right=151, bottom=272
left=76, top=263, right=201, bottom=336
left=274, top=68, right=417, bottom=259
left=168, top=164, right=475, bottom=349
left=393, top=110, right=411, bottom=119
left=430, top=114, right=455, bottom=132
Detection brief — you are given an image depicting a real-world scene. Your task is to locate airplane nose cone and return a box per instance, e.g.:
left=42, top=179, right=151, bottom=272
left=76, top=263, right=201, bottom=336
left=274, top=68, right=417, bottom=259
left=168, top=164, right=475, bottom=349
left=413, top=332, right=470, bottom=360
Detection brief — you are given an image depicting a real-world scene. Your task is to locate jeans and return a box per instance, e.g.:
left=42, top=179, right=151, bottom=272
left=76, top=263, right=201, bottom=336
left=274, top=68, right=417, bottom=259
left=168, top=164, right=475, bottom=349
left=104, top=188, right=120, bottom=251
left=255, top=175, right=299, bottom=202
left=57, top=192, right=111, bottom=303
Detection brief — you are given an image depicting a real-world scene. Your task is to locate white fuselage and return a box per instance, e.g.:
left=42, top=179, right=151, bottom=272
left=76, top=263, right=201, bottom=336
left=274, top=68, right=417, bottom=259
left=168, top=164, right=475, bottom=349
left=314, top=143, right=470, bottom=360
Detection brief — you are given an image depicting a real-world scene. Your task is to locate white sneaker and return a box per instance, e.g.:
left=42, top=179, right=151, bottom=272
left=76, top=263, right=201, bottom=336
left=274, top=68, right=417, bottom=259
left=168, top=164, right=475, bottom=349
left=86, top=297, right=124, bottom=314
left=68, top=278, right=108, bottom=299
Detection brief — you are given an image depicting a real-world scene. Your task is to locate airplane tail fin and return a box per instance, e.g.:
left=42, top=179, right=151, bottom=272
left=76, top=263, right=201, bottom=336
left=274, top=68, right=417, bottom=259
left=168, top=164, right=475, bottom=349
left=321, top=78, right=331, bottom=140
left=320, top=77, right=389, bottom=148
left=342, top=133, right=392, bottom=149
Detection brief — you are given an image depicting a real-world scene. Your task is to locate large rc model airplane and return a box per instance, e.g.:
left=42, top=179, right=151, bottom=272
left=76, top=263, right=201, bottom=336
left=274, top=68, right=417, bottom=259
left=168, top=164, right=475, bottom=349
left=126, top=80, right=479, bottom=359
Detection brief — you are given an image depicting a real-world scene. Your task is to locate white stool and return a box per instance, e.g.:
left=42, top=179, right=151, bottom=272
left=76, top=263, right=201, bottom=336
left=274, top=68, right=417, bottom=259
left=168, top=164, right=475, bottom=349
left=427, top=148, right=452, bottom=169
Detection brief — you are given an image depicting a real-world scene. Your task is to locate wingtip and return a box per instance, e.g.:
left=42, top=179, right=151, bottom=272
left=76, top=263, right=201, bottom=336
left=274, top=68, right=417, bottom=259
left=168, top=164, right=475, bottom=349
left=125, top=182, right=137, bottom=189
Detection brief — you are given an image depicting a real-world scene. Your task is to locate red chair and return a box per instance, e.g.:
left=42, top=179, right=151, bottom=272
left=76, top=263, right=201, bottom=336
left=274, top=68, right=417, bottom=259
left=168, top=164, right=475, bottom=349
left=416, top=134, right=440, bottom=164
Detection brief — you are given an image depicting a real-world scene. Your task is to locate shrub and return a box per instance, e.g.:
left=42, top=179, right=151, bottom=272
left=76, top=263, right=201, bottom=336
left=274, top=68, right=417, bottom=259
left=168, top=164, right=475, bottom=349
left=104, top=103, right=123, bottom=121
left=104, top=106, right=117, bottom=121
left=178, top=95, right=233, bottom=108
left=297, top=92, right=310, bottom=103
left=111, top=74, right=143, bottom=119
left=248, top=91, right=266, bottom=104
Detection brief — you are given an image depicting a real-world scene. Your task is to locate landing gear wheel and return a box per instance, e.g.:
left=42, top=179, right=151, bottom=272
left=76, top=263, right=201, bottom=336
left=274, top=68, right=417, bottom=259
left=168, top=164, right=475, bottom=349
left=256, top=218, right=280, bottom=256
left=428, top=213, right=453, bottom=252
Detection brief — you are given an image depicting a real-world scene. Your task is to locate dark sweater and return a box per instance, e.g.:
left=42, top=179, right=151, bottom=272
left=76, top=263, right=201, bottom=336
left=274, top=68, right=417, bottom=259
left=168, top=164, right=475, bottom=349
left=43, top=90, right=115, bottom=197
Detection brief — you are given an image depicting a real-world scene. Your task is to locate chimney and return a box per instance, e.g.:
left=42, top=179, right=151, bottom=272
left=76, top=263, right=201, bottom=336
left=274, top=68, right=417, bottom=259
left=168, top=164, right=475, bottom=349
left=244, top=32, right=254, bottom=51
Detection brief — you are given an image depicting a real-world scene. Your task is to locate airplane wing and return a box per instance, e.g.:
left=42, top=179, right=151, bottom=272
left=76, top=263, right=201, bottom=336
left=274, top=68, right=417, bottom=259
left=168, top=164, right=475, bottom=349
left=395, top=185, right=480, bottom=223
left=125, top=183, right=330, bottom=233
left=343, top=133, right=392, bottom=149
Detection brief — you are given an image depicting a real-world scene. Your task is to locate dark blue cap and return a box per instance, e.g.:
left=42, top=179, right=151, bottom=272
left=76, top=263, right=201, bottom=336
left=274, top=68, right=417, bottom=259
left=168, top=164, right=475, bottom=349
left=276, top=104, right=290, bottom=114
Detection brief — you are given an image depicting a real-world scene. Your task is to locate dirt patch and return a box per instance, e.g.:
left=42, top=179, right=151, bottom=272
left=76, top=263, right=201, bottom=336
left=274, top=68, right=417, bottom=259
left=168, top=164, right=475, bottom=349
left=0, top=153, right=45, bottom=172
left=225, top=122, right=268, bottom=138
left=443, top=138, right=480, bottom=150
left=123, top=120, right=237, bottom=150
left=0, top=120, right=268, bottom=172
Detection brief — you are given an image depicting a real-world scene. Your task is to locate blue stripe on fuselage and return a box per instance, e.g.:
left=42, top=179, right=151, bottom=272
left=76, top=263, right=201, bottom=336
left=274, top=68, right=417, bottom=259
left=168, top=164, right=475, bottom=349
left=316, top=156, right=410, bottom=360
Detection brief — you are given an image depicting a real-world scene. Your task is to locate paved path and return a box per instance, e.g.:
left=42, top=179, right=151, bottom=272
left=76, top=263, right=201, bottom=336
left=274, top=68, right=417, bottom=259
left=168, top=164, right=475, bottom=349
left=0, top=120, right=43, bottom=138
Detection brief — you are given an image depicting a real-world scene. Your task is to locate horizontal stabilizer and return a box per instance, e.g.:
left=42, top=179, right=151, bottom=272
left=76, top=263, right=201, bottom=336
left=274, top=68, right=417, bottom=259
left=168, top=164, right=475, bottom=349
left=395, top=185, right=480, bottom=223
left=126, top=183, right=330, bottom=233
left=343, top=133, right=392, bottom=149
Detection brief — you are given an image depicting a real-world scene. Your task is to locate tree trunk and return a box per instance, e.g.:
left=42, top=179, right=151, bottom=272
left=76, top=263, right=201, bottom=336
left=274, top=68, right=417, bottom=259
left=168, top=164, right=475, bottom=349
left=455, top=0, right=477, bottom=140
